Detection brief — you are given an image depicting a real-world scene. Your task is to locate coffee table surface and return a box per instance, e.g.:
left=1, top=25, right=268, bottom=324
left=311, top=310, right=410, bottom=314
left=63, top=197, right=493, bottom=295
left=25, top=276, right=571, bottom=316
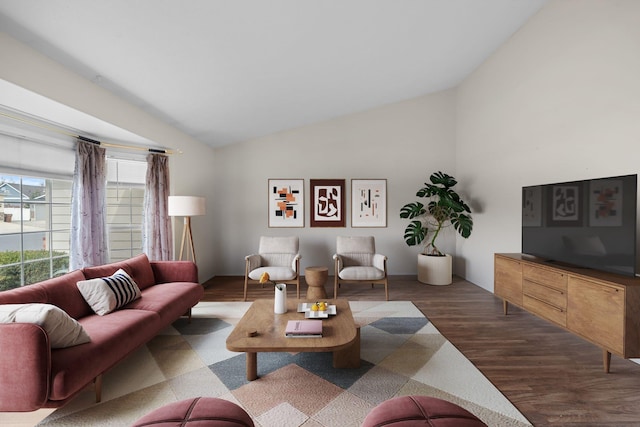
left=226, top=298, right=357, bottom=353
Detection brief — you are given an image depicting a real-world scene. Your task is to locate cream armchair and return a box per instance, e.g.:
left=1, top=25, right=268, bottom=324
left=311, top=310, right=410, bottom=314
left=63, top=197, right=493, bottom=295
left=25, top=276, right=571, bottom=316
left=333, top=236, right=388, bottom=300
left=244, top=236, right=301, bottom=301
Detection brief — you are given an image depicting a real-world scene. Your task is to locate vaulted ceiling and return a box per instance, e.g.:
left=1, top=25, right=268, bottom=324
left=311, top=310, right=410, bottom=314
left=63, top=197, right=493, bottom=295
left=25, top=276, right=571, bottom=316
left=0, top=0, right=547, bottom=148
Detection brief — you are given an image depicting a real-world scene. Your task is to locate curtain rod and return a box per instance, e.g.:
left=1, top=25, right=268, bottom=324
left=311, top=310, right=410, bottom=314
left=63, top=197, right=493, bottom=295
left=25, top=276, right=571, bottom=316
left=0, top=110, right=181, bottom=155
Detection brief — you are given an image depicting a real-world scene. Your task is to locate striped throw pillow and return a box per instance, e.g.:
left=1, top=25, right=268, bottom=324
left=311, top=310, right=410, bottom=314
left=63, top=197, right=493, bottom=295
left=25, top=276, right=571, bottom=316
left=77, top=269, right=142, bottom=315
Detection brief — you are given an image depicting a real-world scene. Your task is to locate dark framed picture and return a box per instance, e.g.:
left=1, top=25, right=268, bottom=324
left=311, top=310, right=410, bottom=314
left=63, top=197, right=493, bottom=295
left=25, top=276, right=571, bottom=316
left=310, top=179, right=345, bottom=227
left=351, top=179, right=387, bottom=227
left=547, top=183, right=582, bottom=226
left=268, top=179, right=304, bottom=227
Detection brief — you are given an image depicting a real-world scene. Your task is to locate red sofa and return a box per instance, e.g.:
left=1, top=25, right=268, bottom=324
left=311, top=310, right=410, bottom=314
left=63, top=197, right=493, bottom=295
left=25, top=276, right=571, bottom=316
left=0, top=253, right=204, bottom=412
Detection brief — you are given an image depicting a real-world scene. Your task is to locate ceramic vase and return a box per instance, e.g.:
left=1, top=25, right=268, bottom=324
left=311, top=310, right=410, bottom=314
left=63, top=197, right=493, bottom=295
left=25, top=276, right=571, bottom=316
left=274, top=283, right=287, bottom=313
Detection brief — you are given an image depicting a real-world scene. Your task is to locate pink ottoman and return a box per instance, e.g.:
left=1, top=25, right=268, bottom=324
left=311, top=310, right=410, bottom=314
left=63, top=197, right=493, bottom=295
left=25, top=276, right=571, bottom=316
left=131, top=397, right=254, bottom=427
left=361, top=396, right=487, bottom=427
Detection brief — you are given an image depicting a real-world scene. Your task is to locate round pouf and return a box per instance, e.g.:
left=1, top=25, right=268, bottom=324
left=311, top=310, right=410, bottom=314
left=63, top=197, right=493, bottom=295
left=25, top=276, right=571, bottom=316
left=361, top=396, right=487, bottom=427
left=131, top=397, right=254, bottom=427
left=305, top=266, right=328, bottom=300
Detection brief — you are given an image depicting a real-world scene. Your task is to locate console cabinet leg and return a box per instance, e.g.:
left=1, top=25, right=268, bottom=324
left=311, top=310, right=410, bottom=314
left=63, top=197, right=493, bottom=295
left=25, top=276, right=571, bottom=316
left=503, top=300, right=509, bottom=315
left=603, top=349, right=611, bottom=373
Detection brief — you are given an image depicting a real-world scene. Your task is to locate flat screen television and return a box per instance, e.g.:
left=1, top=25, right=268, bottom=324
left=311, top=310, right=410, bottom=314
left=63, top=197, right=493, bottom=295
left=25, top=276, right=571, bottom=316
left=522, top=174, right=637, bottom=277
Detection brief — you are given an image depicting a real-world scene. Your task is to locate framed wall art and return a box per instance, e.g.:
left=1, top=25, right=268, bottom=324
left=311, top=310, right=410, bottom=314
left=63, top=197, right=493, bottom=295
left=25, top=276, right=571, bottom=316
left=351, top=179, right=387, bottom=227
left=268, top=179, right=304, bottom=227
left=310, top=179, right=345, bottom=227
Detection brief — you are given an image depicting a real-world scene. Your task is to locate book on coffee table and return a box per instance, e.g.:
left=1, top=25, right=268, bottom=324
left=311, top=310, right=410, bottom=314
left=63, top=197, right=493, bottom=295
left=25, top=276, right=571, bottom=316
left=285, top=320, right=323, bottom=337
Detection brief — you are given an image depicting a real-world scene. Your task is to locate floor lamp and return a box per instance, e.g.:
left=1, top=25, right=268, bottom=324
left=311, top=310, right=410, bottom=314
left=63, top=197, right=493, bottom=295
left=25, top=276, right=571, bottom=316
left=168, top=196, right=206, bottom=263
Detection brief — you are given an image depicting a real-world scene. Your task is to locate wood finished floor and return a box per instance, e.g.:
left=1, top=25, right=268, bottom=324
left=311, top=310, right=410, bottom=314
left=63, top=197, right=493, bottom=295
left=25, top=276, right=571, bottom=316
left=203, top=275, right=640, bottom=426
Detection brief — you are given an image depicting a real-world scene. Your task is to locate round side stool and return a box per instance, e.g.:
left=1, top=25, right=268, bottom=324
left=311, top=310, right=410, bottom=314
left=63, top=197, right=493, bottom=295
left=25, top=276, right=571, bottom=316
left=305, top=266, right=328, bottom=300
left=361, top=395, right=487, bottom=427
left=131, top=397, right=254, bottom=427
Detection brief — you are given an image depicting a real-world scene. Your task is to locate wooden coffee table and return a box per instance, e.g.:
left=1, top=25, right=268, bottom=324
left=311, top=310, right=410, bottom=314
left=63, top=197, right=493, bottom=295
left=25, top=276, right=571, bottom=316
left=226, top=298, right=360, bottom=380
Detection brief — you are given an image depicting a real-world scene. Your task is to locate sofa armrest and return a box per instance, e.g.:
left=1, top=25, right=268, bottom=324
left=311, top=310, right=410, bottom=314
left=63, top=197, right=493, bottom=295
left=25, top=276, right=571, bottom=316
left=0, top=323, right=51, bottom=411
left=150, top=261, right=199, bottom=284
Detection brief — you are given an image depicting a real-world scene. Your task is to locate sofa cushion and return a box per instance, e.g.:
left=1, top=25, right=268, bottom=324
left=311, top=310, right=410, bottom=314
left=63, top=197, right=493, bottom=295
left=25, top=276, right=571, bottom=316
left=83, top=253, right=156, bottom=290
left=77, top=269, right=141, bottom=316
left=125, top=282, right=204, bottom=324
left=0, top=303, right=90, bottom=348
left=0, top=270, right=92, bottom=320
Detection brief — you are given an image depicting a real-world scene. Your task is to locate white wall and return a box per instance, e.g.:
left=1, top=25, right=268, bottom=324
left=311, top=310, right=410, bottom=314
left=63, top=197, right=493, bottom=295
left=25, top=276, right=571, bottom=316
left=0, top=33, right=218, bottom=282
left=212, top=90, right=457, bottom=275
left=456, top=0, right=640, bottom=291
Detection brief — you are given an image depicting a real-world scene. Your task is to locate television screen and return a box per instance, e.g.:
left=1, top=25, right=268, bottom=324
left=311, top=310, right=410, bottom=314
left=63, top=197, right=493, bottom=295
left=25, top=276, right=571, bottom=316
left=522, top=174, right=637, bottom=276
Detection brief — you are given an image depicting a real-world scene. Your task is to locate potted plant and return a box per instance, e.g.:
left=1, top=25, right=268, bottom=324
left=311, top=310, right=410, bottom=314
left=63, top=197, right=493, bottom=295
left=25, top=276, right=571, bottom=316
left=400, top=171, right=473, bottom=285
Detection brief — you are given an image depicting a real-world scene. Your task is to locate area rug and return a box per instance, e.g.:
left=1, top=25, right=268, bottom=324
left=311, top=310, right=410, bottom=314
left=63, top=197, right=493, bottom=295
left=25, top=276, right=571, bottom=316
left=35, top=301, right=531, bottom=426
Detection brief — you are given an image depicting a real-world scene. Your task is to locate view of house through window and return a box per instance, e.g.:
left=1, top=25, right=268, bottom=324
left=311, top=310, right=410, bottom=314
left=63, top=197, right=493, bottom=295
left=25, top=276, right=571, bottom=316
left=0, top=175, right=72, bottom=291
left=0, top=158, right=147, bottom=290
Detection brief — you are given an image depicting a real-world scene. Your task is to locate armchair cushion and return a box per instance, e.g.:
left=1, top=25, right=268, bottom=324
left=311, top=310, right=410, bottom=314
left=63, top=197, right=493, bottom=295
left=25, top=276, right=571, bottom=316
left=339, top=266, right=385, bottom=281
left=340, top=253, right=374, bottom=267
left=259, top=236, right=298, bottom=254
left=261, top=253, right=298, bottom=269
left=248, top=266, right=297, bottom=281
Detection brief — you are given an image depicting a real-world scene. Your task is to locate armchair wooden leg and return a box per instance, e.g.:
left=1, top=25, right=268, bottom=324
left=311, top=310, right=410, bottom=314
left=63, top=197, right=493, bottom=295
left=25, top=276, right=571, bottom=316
left=243, top=276, right=248, bottom=302
left=334, top=275, right=338, bottom=299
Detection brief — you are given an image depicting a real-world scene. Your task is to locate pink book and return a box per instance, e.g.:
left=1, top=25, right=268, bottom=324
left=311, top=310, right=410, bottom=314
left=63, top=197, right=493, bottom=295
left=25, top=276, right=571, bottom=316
left=285, top=320, right=323, bottom=337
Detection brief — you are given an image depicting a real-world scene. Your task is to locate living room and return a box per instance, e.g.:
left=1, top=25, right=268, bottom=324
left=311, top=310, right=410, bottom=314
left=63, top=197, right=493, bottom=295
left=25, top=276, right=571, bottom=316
left=1, top=0, right=640, bottom=425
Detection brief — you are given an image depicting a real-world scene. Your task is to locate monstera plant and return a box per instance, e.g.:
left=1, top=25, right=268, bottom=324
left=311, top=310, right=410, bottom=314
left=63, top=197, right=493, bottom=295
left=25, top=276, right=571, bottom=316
left=400, top=171, right=473, bottom=256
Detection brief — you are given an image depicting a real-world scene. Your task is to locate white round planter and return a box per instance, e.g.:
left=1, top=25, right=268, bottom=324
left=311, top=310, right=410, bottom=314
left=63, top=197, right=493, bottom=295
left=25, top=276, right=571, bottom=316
left=417, top=253, right=452, bottom=285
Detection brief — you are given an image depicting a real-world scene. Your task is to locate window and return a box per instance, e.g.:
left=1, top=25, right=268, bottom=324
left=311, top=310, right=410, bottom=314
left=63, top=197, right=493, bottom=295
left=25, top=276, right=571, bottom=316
left=0, top=158, right=147, bottom=290
left=0, top=175, right=72, bottom=291
left=106, top=158, right=146, bottom=262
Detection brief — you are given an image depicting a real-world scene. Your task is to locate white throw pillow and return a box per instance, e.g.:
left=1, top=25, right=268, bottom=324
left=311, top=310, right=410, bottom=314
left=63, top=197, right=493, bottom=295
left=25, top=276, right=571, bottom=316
left=0, top=303, right=91, bottom=348
left=77, top=269, right=141, bottom=316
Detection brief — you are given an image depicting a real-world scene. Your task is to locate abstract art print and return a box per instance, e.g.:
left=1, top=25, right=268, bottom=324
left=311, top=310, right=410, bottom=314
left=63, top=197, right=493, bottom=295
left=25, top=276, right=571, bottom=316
left=590, top=179, right=623, bottom=226
left=268, top=179, right=304, bottom=227
left=351, top=179, right=387, bottom=227
left=310, top=179, right=345, bottom=227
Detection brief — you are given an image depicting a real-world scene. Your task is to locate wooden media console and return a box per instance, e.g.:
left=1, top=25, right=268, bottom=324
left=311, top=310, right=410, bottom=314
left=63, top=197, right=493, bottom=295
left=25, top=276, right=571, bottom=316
left=495, top=253, right=640, bottom=373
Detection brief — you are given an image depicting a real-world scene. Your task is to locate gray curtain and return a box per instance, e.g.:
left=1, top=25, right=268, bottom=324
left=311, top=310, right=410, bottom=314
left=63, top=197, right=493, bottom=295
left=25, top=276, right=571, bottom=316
left=142, top=153, right=173, bottom=261
left=70, top=140, right=109, bottom=270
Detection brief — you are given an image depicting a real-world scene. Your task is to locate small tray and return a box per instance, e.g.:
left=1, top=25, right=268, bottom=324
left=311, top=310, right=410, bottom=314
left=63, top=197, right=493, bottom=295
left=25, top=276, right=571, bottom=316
left=297, top=303, right=337, bottom=316
left=305, top=310, right=329, bottom=319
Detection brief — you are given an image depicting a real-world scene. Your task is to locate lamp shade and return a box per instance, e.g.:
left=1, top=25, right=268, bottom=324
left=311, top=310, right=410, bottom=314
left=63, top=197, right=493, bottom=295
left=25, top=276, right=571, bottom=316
left=168, top=196, right=206, bottom=217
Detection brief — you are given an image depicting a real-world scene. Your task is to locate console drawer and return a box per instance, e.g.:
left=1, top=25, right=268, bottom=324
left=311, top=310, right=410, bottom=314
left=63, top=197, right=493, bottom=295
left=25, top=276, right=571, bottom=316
left=523, top=279, right=566, bottom=309
left=523, top=264, right=567, bottom=291
left=524, top=294, right=566, bottom=327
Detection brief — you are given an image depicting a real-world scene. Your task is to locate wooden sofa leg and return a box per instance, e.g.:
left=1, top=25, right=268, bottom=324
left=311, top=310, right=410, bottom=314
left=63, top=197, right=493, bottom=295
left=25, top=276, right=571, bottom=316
left=94, top=374, right=103, bottom=403
left=186, top=308, right=192, bottom=324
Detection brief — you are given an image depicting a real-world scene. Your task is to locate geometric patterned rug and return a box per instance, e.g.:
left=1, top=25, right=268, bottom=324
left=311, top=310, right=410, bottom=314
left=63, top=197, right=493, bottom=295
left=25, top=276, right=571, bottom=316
left=32, top=301, right=532, bottom=426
